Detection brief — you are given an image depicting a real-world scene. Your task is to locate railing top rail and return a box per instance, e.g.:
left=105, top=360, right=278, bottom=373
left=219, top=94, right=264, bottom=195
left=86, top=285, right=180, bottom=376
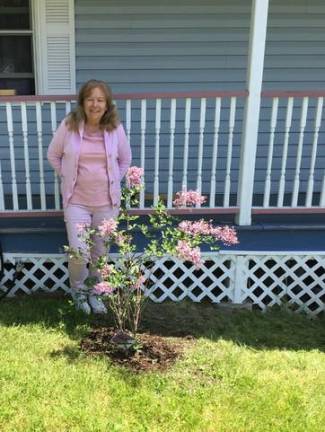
left=3, top=90, right=325, bottom=103
left=0, top=208, right=239, bottom=218
left=0, top=90, right=248, bottom=103
left=262, top=90, right=325, bottom=98
left=113, top=90, right=248, bottom=100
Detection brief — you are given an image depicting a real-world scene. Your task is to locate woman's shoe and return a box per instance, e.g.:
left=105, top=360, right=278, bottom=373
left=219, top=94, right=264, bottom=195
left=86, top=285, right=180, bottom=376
left=72, top=293, right=91, bottom=315
left=88, top=295, right=107, bottom=314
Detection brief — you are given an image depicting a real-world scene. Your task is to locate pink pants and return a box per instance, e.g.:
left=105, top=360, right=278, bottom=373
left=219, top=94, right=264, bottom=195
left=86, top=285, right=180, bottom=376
left=64, top=203, right=119, bottom=295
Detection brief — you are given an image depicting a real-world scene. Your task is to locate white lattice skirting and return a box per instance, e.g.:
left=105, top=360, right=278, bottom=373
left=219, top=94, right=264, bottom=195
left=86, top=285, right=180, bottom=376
left=2, top=252, right=325, bottom=317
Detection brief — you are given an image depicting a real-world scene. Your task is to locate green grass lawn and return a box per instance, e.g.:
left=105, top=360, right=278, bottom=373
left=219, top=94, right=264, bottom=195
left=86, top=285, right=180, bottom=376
left=0, top=296, right=324, bottom=432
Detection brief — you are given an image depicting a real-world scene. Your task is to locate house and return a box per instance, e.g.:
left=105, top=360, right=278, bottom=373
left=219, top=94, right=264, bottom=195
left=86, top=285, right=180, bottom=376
left=0, top=0, right=324, bottom=315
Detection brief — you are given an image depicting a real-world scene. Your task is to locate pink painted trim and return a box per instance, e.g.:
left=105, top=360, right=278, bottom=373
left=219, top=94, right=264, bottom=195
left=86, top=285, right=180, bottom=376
left=113, top=91, right=248, bottom=100
left=2, top=207, right=325, bottom=218
left=2, top=90, right=325, bottom=103
left=252, top=207, right=325, bottom=214
left=0, top=95, right=77, bottom=102
left=132, top=207, right=239, bottom=216
left=0, top=207, right=239, bottom=218
left=0, top=211, right=64, bottom=218
left=262, top=90, right=325, bottom=98
left=0, top=90, right=248, bottom=103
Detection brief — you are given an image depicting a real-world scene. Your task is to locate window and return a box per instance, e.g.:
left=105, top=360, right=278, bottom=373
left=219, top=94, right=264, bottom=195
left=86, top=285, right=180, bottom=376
left=0, top=0, right=35, bottom=95
left=0, top=0, right=75, bottom=96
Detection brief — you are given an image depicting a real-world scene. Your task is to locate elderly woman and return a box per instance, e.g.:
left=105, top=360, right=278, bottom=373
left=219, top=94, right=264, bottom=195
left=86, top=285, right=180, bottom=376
left=47, top=80, right=131, bottom=314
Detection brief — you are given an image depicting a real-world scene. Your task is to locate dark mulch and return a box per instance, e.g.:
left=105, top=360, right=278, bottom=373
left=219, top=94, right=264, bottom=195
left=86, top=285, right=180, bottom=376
left=80, top=326, right=194, bottom=372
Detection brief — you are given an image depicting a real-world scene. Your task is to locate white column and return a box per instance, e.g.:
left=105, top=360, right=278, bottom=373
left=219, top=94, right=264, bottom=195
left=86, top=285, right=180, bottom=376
left=236, top=0, right=269, bottom=225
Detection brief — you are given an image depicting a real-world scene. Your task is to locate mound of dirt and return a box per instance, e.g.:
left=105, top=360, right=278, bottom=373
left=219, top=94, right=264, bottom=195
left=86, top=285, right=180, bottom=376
left=80, top=326, right=194, bottom=372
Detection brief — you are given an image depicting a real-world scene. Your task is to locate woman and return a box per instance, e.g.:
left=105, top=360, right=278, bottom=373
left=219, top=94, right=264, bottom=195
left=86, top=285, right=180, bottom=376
left=47, top=80, right=132, bottom=314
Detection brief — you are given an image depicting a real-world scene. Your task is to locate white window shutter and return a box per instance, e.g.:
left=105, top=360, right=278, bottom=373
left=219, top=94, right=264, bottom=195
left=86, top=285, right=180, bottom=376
left=33, top=0, right=76, bottom=95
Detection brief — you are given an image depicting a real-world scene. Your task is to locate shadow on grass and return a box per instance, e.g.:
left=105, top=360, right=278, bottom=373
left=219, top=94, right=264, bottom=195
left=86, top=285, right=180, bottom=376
left=0, top=294, right=324, bottom=352
left=0, top=293, right=93, bottom=340
left=50, top=345, right=83, bottom=361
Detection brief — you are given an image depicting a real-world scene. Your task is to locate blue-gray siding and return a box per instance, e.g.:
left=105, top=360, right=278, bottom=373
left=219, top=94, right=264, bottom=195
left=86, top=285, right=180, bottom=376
left=0, top=0, right=325, bottom=209
left=74, top=0, right=325, bottom=201
left=75, top=0, right=250, bottom=93
left=75, top=0, right=325, bottom=92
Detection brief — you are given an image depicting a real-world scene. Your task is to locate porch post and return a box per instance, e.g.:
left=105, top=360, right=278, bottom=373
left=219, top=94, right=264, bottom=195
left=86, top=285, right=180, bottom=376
left=236, top=0, right=269, bottom=225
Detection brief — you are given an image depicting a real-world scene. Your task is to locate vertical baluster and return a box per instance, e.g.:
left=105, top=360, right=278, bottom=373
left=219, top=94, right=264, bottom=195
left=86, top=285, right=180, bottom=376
left=292, top=97, right=308, bottom=206
left=167, top=99, right=177, bottom=208
left=196, top=98, right=206, bottom=203
left=6, top=103, right=18, bottom=210
left=50, top=102, right=60, bottom=209
left=306, top=97, right=323, bottom=207
left=126, top=99, right=131, bottom=143
left=65, top=101, right=71, bottom=115
left=277, top=97, right=294, bottom=207
left=21, top=103, right=33, bottom=210
left=182, top=98, right=191, bottom=190
left=36, top=102, right=46, bottom=210
left=139, top=99, right=146, bottom=208
left=320, top=175, right=325, bottom=206
left=263, top=97, right=279, bottom=207
left=209, top=97, right=221, bottom=207
left=153, top=99, right=161, bottom=205
left=0, top=161, right=5, bottom=210
left=122, top=100, right=132, bottom=209
left=223, top=97, right=236, bottom=207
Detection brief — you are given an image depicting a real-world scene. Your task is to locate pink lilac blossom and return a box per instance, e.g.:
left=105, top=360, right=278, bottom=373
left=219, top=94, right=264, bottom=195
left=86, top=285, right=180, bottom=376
left=173, top=190, right=206, bottom=207
left=100, top=264, right=114, bottom=278
left=176, top=240, right=204, bottom=269
left=178, top=220, right=211, bottom=236
left=126, top=166, right=144, bottom=188
left=178, top=220, right=238, bottom=246
left=98, top=218, right=118, bottom=237
left=209, top=225, right=239, bottom=245
left=134, top=275, right=146, bottom=290
left=93, top=281, right=114, bottom=295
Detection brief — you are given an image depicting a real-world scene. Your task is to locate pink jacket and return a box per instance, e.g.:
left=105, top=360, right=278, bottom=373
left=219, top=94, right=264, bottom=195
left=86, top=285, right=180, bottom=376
left=47, top=120, right=132, bottom=208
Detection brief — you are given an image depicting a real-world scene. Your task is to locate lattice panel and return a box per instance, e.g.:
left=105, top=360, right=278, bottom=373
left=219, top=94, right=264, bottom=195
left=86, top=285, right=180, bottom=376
left=142, top=255, right=236, bottom=303
left=1, top=253, right=236, bottom=303
left=1, top=253, right=324, bottom=316
left=243, top=255, right=325, bottom=316
left=1, top=254, right=69, bottom=296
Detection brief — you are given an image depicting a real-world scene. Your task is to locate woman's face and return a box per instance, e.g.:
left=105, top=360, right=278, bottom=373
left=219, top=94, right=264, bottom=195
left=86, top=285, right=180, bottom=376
left=83, top=86, right=107, bottom=124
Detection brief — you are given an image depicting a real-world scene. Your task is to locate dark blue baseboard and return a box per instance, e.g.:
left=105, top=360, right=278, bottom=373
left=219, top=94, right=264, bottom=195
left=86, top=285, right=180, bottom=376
left=1, top=215, right=325, bottom=253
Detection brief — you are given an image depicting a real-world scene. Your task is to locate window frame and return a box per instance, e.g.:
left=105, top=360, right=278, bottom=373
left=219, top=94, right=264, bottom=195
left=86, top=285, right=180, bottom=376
left=0, top=0, right=36, bottom=95
left=0, top=0, right=76, bottom=96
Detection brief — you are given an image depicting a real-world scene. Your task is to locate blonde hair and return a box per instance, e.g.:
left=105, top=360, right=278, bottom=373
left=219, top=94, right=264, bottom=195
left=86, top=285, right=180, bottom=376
left=65, top=80, right=119, bottom=132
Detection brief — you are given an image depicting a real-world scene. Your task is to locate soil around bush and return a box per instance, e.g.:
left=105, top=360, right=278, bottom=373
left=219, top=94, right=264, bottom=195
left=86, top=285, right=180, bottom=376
left=80, top=326, right=194, bottom=372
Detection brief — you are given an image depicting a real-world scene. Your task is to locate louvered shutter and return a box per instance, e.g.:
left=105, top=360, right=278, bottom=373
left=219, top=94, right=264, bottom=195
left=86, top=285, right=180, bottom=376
left=33, top=0, right=76, bottom=94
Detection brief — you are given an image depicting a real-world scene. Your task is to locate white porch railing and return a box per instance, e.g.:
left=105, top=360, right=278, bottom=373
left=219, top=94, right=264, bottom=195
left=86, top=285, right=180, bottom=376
left=1, top=90, right=325, bottom=221
left=0, top=91, right=246, bottom=215
left=253, top=91, right=325, bottom=213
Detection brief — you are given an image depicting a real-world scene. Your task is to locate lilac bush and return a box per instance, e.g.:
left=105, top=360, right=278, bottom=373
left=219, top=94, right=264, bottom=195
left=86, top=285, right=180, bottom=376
left=67, top=167, right=238, bottom=337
